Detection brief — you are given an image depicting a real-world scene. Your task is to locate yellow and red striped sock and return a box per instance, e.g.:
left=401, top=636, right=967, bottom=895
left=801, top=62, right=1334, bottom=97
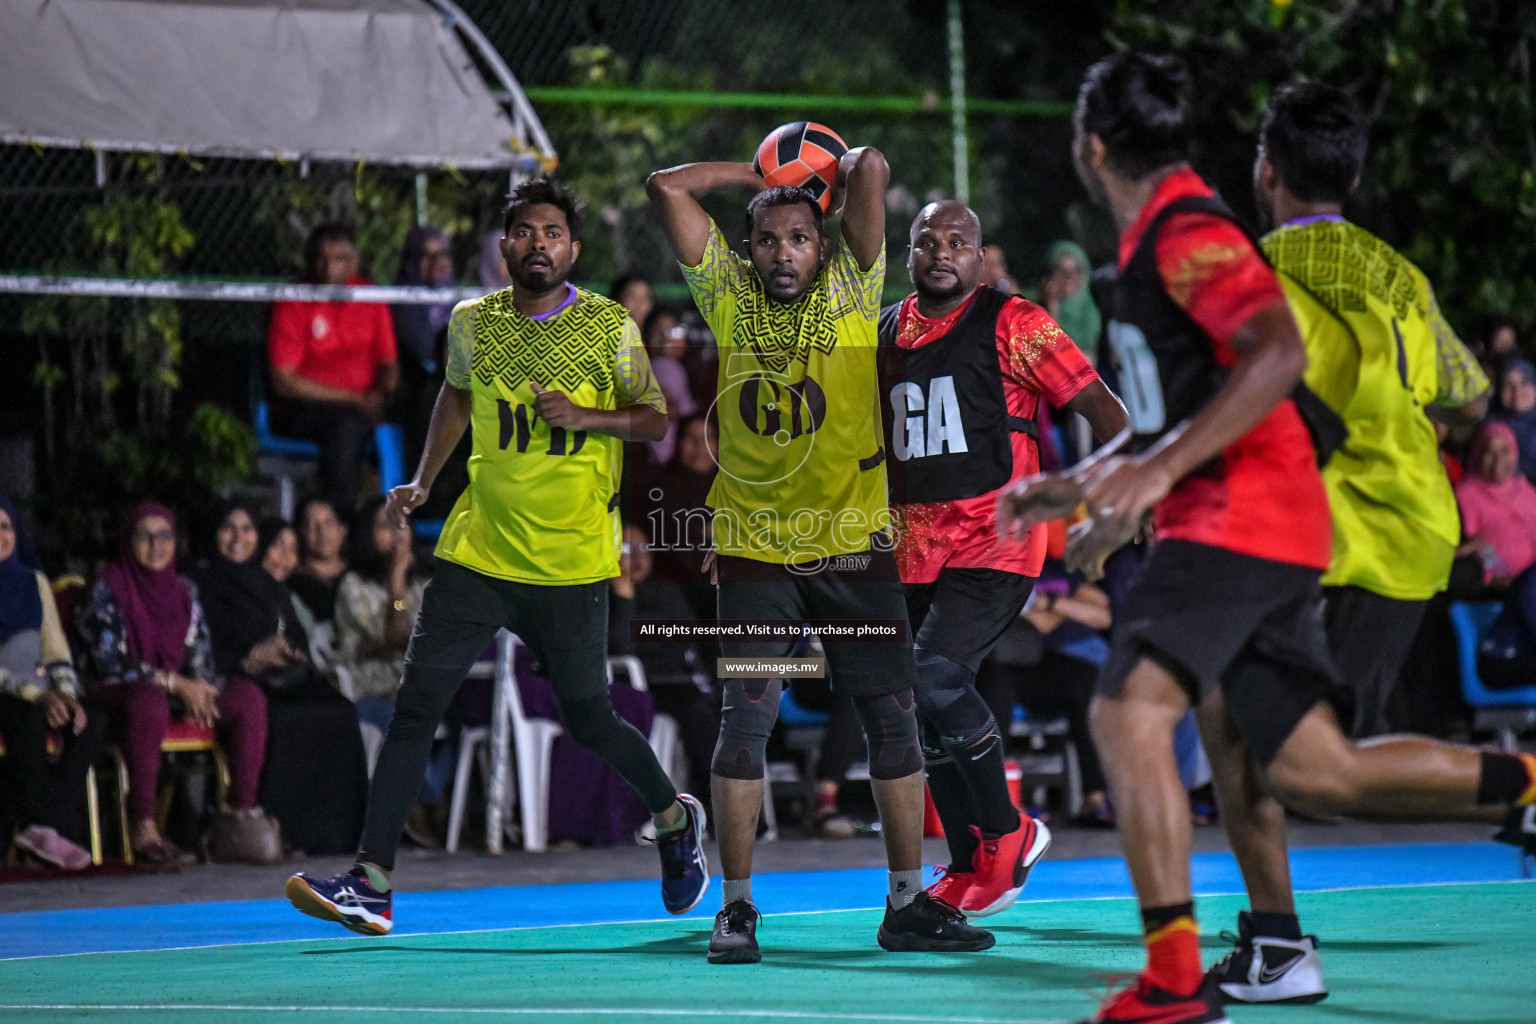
left=1142, top=902, right=1203, bottom=997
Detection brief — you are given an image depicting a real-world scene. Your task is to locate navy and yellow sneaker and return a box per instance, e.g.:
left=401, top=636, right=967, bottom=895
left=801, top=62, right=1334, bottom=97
left=656, top=792, right=710, bottom=914
left=286, top=866, right=393, bottom=935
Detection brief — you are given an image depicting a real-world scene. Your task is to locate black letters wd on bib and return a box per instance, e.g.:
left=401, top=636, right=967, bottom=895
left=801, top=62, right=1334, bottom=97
left=1110, top=194, right=1344, bottom=466
left=876, top=285, right=1037, bottom=505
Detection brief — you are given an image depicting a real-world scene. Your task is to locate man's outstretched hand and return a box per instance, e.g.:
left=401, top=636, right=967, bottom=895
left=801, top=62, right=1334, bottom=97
left=386, top=482, right=428, bottom=530
left=996, top=442, right=1170, bottom=582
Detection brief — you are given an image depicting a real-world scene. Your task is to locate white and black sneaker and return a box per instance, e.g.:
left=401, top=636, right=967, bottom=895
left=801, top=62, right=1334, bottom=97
left=1205, top=911, right=1327, bottom=1005
left=1494, top=804, right=1536, bottom=874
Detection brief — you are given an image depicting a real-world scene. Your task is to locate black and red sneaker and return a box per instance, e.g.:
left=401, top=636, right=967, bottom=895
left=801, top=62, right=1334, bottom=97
left=1079, top=973, right=1230, bottom=1024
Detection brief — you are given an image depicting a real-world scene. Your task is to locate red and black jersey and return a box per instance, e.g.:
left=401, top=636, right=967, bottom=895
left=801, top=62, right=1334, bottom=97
left=1113, top=166, right=1332, bottom=570
left=877, top=287, right=1098, bottom=583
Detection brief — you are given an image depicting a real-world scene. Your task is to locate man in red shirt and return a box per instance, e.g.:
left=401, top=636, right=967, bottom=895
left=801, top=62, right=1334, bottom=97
left=1001, top=52, right=1536, bottom=1024
left=268, top=222, right=399, bottom=511
left=879, top=200, right=1125, bottom=919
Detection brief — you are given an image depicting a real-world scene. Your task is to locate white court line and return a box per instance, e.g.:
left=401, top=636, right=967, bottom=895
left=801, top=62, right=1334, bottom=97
left=0, top=1006, right=1061, bottom=1024
left=2, top=875, right=1530, bottom=965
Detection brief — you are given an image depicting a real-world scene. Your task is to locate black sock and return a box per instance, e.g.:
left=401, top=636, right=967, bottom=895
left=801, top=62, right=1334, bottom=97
left=1143, top=900, right=1195, bottom=935
left=953, top=730, right=1022, bottom=839
left=1248, top=910, right=1302, bottom=941
left=1476, top=751, right=1535, bottom=805
left=924, top=754, right=981, bottom=870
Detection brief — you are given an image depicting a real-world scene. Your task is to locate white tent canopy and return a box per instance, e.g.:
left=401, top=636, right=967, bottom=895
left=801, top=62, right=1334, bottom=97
left=0, top=0, right=556, bottom=171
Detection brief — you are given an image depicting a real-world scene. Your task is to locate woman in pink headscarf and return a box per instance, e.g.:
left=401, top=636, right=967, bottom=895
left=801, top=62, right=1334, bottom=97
left=1455, top=422, right=1536, bottom=586
left=77, top=502, right=276, bottom=864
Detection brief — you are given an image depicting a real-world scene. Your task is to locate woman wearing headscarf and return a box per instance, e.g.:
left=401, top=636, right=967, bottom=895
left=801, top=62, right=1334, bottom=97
left=1455, top=422, right=1536, bottom=685
left=196, top=502, right=368, bottom=855
left=77, top=502, right=276, bottom=864
left=1040, top=241, right=1102, bottom=362
left=0, top=495, right=103, bottom=870
left=1490, top=358, right=1536, bottom=482
left=1041, top=240, right=1104, bottom=465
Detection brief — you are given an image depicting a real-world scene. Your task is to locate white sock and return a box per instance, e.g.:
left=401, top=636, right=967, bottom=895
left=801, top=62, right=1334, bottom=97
left=889, top=869, right=923, bottom=908
left=723, top=877, right=752, bottom=907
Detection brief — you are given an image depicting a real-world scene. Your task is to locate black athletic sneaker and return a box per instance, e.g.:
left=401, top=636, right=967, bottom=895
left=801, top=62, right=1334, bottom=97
left=1494, top=805, right=1536, bottom=861
left=708, top=899, right=762, bottom=964
left=656, top=792, right=710, bottom=914
left=1205, top=911, right=1326, bottom=1005
left=876, top=892, right=995, bottom=952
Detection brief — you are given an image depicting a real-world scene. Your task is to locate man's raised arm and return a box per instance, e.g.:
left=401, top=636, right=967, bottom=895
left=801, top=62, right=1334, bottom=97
left=646, top=162, right=763, bottom=266
left=833, top=147, right=889, bottom=272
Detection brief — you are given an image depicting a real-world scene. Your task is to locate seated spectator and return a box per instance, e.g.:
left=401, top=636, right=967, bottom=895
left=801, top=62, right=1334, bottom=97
left=290, top=497, right=348, bottom=623
left=976, top=561, right=1114, bottom=828
left=391, top=226, right=454, bottom=474
left=0, top=495, right=102, bottom=870
left=268, top=222, right=399, bottom=512
left=1491, top=358, right=1536, bottom=482
left=77, top=503, right=279, bottom=865
left=637, top=414, right=717, bottom=588
left=787, top=676, right=863, bottom=840
left=610, top=272, right=654, bottom=330
left=1477, top=313, right=1521, bottom=376
left=1454, top=423, right=1536, bottom=688
left=979, top=243, right=1019, bottom=295
left=333, top=498, right=427, bottom=728
left=643, top=308, right=698, bottom=467
left=258, top=517, right=314, bottom=637
left=196, top=503, right=367, bottom=855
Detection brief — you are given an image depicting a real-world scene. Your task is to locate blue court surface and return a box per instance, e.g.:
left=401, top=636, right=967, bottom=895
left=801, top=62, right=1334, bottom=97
left=1, top=842, right=1531, bottom=1024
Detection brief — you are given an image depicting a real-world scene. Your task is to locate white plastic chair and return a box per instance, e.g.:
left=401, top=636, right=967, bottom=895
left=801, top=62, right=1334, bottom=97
left=444, top=655, right=503, bottom=853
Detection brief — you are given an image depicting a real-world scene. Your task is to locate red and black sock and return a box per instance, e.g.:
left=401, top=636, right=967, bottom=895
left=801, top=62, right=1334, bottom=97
left=1475, top=751, right=1536, bottom=806
left=1142, top=901, right=1202, bottom=997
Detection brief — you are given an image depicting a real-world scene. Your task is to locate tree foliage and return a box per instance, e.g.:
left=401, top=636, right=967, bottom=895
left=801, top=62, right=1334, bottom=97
left=1106, top=0, right=1536, bottom=334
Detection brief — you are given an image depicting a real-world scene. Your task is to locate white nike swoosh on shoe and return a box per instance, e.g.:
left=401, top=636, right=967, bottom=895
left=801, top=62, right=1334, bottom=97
left=1257, top=950, right=1306, bottom=984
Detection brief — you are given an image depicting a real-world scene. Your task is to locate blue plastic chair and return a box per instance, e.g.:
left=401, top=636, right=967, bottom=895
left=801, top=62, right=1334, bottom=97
left=254, top=401, right=407, bottom=517
left=1449, top=600, right=1536, bottom=750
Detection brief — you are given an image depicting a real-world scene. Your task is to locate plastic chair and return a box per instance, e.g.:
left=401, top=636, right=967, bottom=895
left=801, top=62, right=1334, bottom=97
left=444, top=656, right=502, bottom=854
left=1450, top=601, right=1536, bottom=751
left=254, top=400, right=408, bottom=519
left=0, top=730, right=104, bottom=867
left=102, top=720, right=229, bottom=865
left=1009, top=706, right=1083, bottom=816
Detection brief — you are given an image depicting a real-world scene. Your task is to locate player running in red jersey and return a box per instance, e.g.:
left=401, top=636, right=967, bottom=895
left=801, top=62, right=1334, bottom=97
left=879, top=199, right=1126, bottom=918
left=1000, top=52, right=1536, bottom=1024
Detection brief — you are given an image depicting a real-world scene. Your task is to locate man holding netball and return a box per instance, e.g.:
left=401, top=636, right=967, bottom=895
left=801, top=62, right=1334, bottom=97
left=647, top=126, right=994, bottom=964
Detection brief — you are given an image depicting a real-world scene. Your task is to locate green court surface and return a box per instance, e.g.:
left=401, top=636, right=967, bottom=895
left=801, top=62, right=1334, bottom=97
left=3, top=882, right=1531, bottom=1024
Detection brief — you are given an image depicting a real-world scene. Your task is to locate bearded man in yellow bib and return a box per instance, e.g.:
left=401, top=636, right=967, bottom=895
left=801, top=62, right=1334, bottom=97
left=285, top=180, right=711, bottom=938
left=647, top=146, right=994, bottom=964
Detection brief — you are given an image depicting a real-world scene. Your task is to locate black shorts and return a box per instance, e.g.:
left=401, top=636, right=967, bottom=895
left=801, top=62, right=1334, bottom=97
left=1098, top=540, right=1340, bottom=766
left=715, top=541, right=914, bottom=697
left=1323, top=585, right=1427, bottom=736
left=905, top=567, right=1036, bottom=673
left=406, top=560, right=610, bottom=703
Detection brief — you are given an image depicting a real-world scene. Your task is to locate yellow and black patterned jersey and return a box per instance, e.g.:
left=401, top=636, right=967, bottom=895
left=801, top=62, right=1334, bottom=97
left=436, top=286, right=665, bottom=584
left=1264, top=218, right=1485, bottom=600
left=681, top=221, right=888, bottom=565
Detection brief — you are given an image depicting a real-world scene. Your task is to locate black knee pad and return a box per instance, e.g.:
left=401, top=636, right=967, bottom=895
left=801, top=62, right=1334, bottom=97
left=912, top=646, right=995, bottom=750
left=559, top=693, right=628, bottom=751
left=853, top=688, right=923, bottom=780
left=710, top=678, right=782, bottom=781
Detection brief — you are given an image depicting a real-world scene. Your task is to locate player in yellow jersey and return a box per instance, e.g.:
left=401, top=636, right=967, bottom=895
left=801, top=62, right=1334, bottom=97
left=1199, top=84, right=1496, bottom=1008
left=285, top=180, right=711, bottom=937
left=647, top=147, right=994, bottom=963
